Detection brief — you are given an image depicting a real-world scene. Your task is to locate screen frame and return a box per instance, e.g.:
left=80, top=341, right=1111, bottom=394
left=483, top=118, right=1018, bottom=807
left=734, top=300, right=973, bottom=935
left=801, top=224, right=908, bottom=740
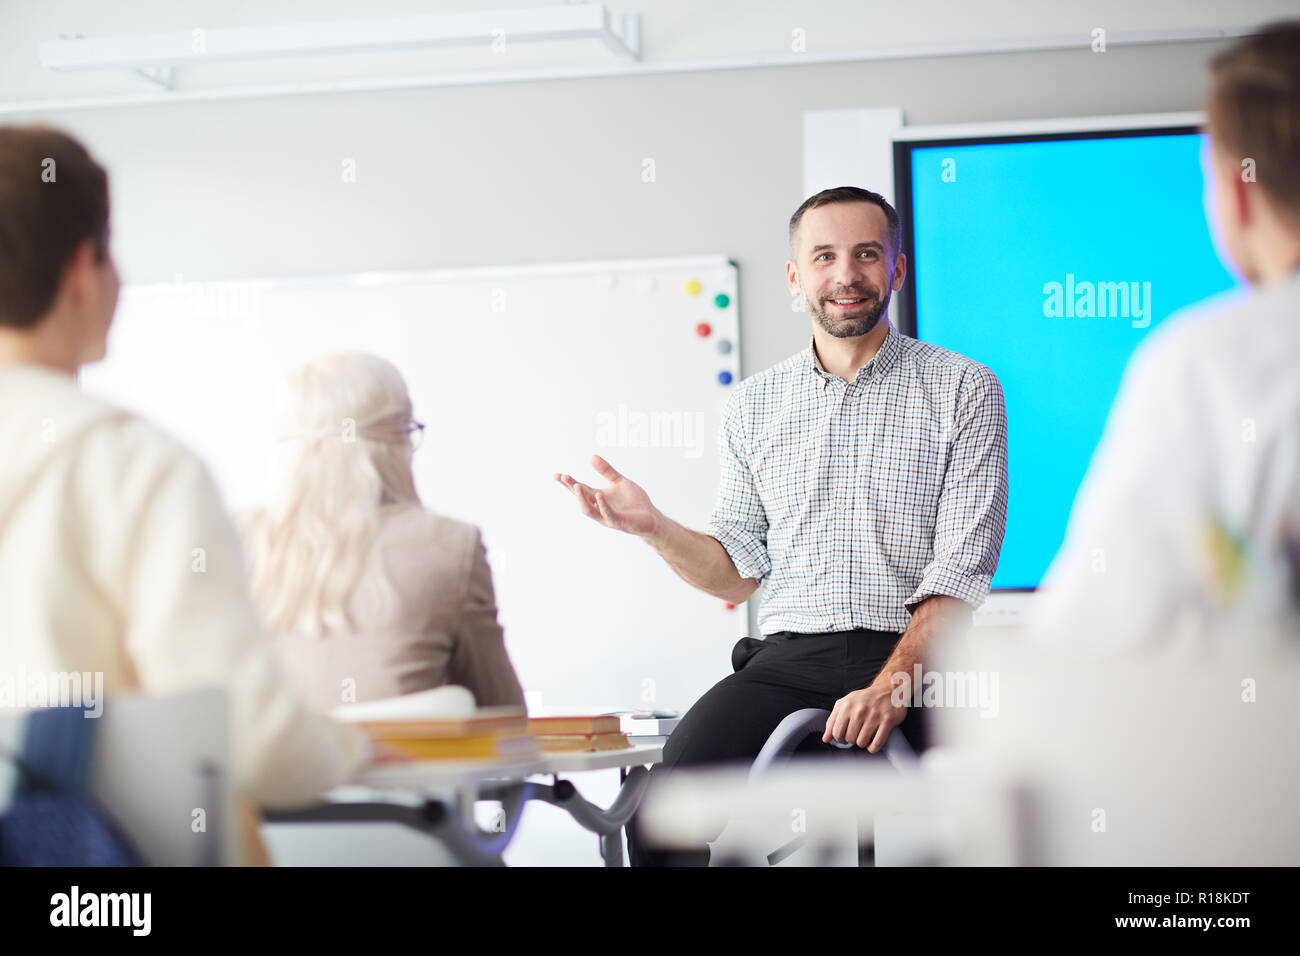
left=889, top=112, right=1207, bottom=593
left=892, top=111, right=1206, bottom=339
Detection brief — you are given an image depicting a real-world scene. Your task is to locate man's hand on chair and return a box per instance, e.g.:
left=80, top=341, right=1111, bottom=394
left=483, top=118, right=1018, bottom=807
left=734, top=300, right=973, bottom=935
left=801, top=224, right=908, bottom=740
left=823, top=675, right=908, bottom=753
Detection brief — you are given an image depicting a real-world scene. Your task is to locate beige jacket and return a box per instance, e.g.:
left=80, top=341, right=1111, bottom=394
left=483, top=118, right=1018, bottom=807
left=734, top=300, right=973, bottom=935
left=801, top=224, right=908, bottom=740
left=251, top=505, right=526, bottom=713
left=0, top=363, right=370, bottom=809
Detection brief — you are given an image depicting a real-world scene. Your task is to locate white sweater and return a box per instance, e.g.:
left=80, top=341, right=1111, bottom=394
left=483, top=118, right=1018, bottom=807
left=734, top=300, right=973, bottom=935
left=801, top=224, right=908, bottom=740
left=0, top=362, right=369, bottom=808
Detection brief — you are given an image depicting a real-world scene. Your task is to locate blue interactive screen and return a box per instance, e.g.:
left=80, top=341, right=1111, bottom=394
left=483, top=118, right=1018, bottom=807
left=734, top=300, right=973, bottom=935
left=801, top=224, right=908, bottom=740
left=897, top=130, right=1239, bottom=589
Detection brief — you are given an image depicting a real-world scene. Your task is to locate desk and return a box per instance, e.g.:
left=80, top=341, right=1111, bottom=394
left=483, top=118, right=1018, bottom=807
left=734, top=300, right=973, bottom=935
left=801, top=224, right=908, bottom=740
left=264, top=745, right=663, bottom=866
left=540, top=744, right=663, bottom=774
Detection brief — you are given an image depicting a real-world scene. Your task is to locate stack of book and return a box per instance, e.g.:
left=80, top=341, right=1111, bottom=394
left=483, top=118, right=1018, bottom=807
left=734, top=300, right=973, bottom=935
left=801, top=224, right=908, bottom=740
left=331, top=688, right=641, bottom=759
left=528, top=715, right=632, bottom=753
left=332, top=688, right=537, bottom=761
left=357, top=708, right=538, bottom=761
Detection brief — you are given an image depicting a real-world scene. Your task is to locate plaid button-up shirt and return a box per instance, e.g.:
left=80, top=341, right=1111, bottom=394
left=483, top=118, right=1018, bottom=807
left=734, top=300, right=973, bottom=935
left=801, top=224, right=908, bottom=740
left=707, top=322, right=1009, bottom=635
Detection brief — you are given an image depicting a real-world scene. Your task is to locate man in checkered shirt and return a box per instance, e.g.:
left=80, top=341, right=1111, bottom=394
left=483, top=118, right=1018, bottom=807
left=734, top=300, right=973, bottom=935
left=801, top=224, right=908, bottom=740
left=557, top=186, right=1009, bottom=866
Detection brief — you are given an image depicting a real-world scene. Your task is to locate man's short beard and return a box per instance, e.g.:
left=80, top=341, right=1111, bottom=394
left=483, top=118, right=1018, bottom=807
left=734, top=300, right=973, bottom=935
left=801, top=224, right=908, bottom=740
left=810, top=288, right=891, bottom=339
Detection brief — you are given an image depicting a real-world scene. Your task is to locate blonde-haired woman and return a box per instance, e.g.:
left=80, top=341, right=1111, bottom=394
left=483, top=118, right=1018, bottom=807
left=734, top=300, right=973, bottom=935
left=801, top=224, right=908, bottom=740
left=239, top=351, right=524, bottom=712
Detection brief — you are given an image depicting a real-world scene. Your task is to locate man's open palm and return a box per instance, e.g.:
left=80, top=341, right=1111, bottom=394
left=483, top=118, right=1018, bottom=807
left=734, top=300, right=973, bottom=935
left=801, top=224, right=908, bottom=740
left=554, top=455, right=658, bottom=536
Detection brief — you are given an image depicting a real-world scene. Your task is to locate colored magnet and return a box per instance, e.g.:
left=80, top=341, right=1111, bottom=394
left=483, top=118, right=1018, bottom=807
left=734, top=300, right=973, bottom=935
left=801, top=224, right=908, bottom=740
left=717, top=370, right=733, bottom=385
left=713, top=292, right=730, bottom=308
left=716, top=338, right=732, bottom=355
left=683, top=278, right=703, bottom=296
left=695, top=322, right=712, bottom=337
left=723, top=602, right=736, bottom=611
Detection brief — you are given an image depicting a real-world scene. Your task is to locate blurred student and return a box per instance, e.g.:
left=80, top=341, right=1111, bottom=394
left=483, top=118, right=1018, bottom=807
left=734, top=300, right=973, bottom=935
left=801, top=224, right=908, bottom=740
left=0, top=125, right=378, bottom=810
left=1031, top=22, right=1300, bottom=646
left=239, top=352, right=525, bottom=712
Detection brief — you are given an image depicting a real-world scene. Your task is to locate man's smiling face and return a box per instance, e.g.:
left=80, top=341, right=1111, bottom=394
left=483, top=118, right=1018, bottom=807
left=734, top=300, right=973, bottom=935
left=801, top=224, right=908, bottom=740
left=788, top=201, right=905, bottom=339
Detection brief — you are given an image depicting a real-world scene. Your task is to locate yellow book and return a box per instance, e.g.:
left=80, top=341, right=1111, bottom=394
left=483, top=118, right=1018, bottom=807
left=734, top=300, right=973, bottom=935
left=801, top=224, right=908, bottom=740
left=361, top=713, right=528, bottom=739
left=376, top=733, right=539, bottom=761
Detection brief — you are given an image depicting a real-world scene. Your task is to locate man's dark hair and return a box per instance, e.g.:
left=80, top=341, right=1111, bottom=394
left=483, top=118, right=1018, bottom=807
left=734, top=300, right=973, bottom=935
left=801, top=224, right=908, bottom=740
left=788, top=186, right=902, bottom=259
left=1207, top=20, right=1300, bottom=226
left=0, top=125, right=110, bottom=329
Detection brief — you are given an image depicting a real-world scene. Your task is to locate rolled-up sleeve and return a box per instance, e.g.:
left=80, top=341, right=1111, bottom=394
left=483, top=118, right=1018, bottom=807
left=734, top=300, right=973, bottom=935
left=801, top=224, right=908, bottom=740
left=706, top=387, right=772, bottom=583
left=905, top=363, right=1009, bottom=611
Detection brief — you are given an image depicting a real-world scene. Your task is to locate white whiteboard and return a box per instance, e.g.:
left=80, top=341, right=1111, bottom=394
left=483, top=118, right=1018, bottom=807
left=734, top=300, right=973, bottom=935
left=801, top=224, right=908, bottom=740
left=81, top=255, right=743, bottom=714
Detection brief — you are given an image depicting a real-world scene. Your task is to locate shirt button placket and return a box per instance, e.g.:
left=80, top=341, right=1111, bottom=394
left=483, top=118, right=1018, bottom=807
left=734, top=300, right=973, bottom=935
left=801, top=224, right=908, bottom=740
left=835, top=380, right=851, bottom=628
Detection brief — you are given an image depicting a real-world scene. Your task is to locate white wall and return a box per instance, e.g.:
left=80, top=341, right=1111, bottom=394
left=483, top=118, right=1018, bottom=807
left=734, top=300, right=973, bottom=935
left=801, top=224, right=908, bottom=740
left=7, top=2, right=1292, bottom=383
left=3, top=0, right=1295, bottom=104
left=7, top=38, right=1267, bottom=395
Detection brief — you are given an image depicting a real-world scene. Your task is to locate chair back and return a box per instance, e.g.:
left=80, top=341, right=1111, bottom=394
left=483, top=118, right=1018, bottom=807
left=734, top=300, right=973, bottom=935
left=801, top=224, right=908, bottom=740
left=0, top=688, right=238, bottom=865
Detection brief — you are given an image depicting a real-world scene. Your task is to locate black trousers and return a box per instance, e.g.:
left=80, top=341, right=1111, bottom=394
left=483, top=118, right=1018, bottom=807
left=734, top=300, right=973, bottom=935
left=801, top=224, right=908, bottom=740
left=625, top=628, right=928, bottom=867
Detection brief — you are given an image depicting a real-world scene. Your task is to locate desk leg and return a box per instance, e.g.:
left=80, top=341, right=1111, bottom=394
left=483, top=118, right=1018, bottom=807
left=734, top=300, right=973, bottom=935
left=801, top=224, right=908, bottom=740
left=494, top=765, right=650, bottom=867
left=600, top=829, right=624, bottom=867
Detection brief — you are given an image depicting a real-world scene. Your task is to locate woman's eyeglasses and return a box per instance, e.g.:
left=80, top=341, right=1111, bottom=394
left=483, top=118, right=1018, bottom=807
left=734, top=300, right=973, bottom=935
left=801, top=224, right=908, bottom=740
left=407, top=420, right=426, bottom=450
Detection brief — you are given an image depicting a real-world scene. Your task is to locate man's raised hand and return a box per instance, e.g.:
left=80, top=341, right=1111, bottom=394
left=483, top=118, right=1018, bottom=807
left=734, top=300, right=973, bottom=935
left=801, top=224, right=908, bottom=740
left=554, top=454, right=659, bottom=536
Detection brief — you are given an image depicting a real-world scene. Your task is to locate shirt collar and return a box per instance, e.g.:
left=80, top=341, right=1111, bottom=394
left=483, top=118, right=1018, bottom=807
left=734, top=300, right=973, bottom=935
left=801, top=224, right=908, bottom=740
left=807, top=321, right=902, bottom=385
